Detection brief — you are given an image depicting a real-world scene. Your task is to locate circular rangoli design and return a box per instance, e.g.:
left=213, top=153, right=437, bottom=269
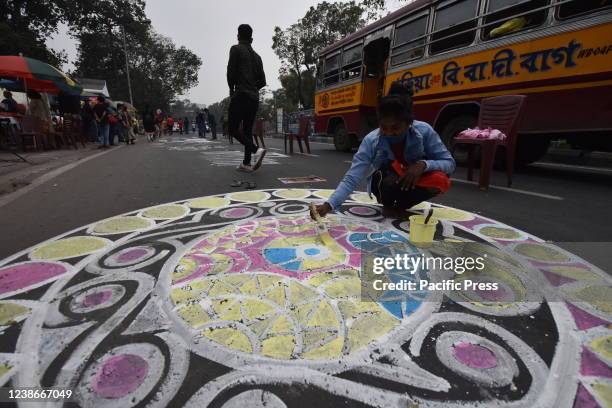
left=0, top=189, right=610, bottom=407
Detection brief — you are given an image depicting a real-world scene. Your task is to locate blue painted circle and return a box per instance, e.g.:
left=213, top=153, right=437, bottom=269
left=304, top=248, right=320, bottom=256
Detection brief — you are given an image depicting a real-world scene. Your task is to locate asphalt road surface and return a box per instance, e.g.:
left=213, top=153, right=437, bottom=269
left=1, top=134, right=610, bottom=269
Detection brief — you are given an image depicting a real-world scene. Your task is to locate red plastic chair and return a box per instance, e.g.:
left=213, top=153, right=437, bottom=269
left=452, top=95, right=526, bottom=190
left=284, top=116, right=312, bottom=155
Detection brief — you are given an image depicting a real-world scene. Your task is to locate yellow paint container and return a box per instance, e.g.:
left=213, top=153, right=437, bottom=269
left=409, top=215, right=438, bottom=247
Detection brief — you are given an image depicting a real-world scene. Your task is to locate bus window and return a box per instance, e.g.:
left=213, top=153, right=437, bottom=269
left=316, top=57, right=324, bottom=87
left=558, top=0, right=611, bottom=19
left=430, top=0, right=479, bottom=54
left=391, top=14, right=428, bottom=65
left=342, top=44, right=363, bottom=81
left=324, top=54, right=340, bottom=86
left=483, top=0, right=549, bottom=40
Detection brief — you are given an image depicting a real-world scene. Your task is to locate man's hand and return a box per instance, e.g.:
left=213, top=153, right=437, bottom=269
left=310, top=202, right=332, bottom=220
left=397, top=161, right=426, bottom=191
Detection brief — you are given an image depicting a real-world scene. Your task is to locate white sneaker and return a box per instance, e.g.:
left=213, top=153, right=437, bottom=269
left=236, top=163, right=253, bottom=172
left=252, top=148, right=267, bottom=171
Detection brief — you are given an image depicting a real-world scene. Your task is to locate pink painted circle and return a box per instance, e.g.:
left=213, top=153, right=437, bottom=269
left=452, top=342, right=498, bottom=369
left=0, top=262, right=67, bottom=296
left=93, top=354, right=149, bottom=399
left=219, top=207, right=255, bottom=219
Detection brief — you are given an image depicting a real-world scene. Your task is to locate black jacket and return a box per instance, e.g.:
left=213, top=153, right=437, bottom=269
left=227, top=41, right=266, bottom=101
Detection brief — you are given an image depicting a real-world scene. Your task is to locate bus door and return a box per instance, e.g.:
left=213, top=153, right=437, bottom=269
left=362, top=28, right=392, bottom=135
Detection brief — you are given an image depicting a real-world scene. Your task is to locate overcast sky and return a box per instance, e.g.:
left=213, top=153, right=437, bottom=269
left=47, top=0, right=404, bottom=106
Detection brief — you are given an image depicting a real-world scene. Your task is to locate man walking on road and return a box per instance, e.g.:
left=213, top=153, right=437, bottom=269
left=227, top=24, right=267, bottom=172
left=204, top=108, right=217, bottom=140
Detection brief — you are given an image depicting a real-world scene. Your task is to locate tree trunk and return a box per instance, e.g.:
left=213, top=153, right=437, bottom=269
left=295, top=67, right=304, bottom=109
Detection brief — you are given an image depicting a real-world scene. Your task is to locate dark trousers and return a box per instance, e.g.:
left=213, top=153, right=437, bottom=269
left=371, top=171, right=440, bottom=209
left=228, top=93, right=258, bottom=165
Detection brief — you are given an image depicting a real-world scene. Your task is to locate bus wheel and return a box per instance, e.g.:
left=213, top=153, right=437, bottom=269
left=333, top=124, right=351, bottom=152
left=440, top=115, right=477, bottom=163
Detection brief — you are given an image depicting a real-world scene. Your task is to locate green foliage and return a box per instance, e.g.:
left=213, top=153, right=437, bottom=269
left=0, top=0, right=201, bottom=113
left=72, top=12, right=201, bottom=112
left=271, top=0, right=388, bottom=111
left=0, top=0, right=67, bottom=66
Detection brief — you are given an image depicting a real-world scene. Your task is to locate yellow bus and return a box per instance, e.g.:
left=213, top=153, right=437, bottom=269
left=314, top=0, right=612, bottom=163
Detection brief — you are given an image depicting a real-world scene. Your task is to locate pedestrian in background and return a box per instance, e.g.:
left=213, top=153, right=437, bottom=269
left=167, top=115, right=174, bottom=135
left=108, top=107, right=120, bottom=145
left=93, top=96, right=110, bottom=148
left=119, top=104, right=135, bottom=145
left=196, top=109, right=206, bottom=138
left=81, top=99, right=97, bottom=142
left=155, top=109, right=163, bottom=138
left=143, top=106, right=156, bottom=142
left=204, top=108, right=217, bottom=140
left=178, top=118, right=184, bottom=134
left=184, top=116, right=190, bottom=135
left=226, top=24, right=267, bottom=172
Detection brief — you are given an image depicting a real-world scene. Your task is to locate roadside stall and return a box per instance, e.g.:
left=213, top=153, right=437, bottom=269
left=0, top=56, right=82, bottom=154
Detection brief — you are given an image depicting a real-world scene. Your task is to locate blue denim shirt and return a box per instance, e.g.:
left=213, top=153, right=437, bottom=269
left=327, top=120, right=456, bottom=210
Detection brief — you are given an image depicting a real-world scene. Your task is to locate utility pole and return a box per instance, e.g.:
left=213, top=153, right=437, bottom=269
left=121, top=25, right=134, bottom=106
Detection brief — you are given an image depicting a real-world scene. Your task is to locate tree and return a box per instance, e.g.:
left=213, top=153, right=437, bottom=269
left=74, top=28, right=201, bottom=112
left=272, top=1, right=371, bottom=111
left=0, top=0, right=67, bottom=66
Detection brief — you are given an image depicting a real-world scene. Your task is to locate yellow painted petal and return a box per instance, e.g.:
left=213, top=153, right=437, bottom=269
left=265, top=285, right=286, bottom=306
left=261, top=335, right=295, bottom=359
left=268, top=315, right=293, bottom=334
left=203, top=327, right=252, bottom=353
left=188, top=196, right=231, bottom=209
left=479, top=226, right=522, bottom=240
left=289, top=282, right=317, bottom=305
left=303, top=336, right=344, bottom=359
left=568, top=286, right=612, bottom=314
left=142, top=204, right=188, bottom=220
left=227, top=191, right=271, bottom=203
left=307, top=301, right=339, bottom=328
left=306, top=272, right=334, bottom=287
left=514, top=243, right=571, bottom=262
left=323, top=278, right=361, bottom=299
left=348, top=313, right=398, bottom=352
left=431, top=207, right=474, bottom=221
left=178, top=304, right=211, bottom=328
left=212, top=300, right=242, bottom=321
left=313, top=189, right=334, bottom=199
left=274, top=189, right=311, bottom=199
left=239, top=278, right=260, bottom=295
left=0, top=302, right=31, bottom=326
left=92, top=216, right=153, bottom=234
left=545, top=266, right=601, bottom=281
left=589, top=335, right=612, bottom=361
left=590, top=381, right=612, bottom=408
left=242, top=299, right=275, bottom=320
left=31, top=236, right=109, bottom=260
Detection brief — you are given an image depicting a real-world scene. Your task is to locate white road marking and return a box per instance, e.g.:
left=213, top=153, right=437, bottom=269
left=450, top=178, right=564, bottom=200
left=294, top=152, right=320, bottom=157
left=532, top=162, right=612, bottom=174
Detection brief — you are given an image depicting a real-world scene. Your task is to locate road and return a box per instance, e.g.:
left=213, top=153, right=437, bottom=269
left=0, top=134, right=610, bottom=407
left=1, top=134, right=611, bottom=268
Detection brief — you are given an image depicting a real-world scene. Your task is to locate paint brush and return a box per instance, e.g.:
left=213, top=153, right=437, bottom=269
left=310, top=203, right=334, bottom=246
left=424, top=208, right=434, bottom=225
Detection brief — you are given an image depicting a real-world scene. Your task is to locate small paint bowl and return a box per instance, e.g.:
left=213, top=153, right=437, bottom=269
left=409, top=215, right=438, bottom=247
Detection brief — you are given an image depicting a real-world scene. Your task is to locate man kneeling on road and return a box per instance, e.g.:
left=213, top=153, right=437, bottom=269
left=226, top=24, right=267, bottom=172
left=311, top=82, right=455, bottom=219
